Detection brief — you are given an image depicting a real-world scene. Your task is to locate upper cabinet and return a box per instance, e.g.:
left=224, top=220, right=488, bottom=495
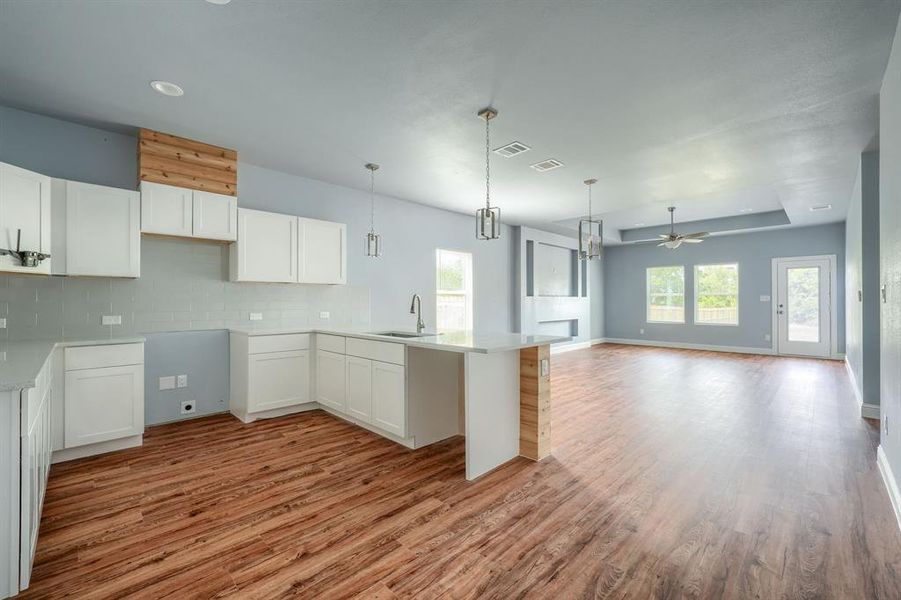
left=231, top=208, right=346, bottom=285
left=298, top=217, right=346, bottom=284
left=140, top=181, right=237, bottom=242
left=63, top=181, right=140, bottom=277
left=0, top=162, right=52, bottom=275
left=230, top=208, right=298, bottom=283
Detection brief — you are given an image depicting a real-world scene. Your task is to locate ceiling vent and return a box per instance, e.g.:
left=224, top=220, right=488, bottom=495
left=809, top=204, right=833, bottom=212
left=530, top=158, right=564, bottom=172
left=493, top=141, right=531, bottom=158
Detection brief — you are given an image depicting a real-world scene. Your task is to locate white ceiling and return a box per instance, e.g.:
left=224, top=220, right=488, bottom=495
left=1, top=0, right=898, bottom=234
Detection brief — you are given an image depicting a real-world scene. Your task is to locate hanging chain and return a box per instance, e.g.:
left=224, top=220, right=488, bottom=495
left=588, top=182, right=592, bottom=222
left=369, top=167, right=375, bottom=233
left=485, top=113, right=491, bottom=210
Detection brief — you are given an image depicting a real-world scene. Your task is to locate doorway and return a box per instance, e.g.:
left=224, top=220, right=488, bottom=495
left=773, top=255, right=836, bottom=358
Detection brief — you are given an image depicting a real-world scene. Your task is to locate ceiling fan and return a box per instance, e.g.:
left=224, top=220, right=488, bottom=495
left=658, top=206, right=708, bottom=249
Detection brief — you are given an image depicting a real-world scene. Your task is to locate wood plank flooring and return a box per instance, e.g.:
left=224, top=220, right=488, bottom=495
left=21, top=344, right=901, bottom=598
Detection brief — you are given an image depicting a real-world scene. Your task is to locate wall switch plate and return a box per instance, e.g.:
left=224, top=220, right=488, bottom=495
left=759, top=295, right=771, bottom=302
left=101, top=315, right=122, bottom=325
left=177, top=374, right=188, bottom=388
left=319, top=311, right=330, bottom=320
left=249, top=312, right=263, bottom=321
left=639, top=328, right=644, bottom=335
left=159, top=376, right=176, bottom=391
left=540, top=358, right=550, bottom=378
left=0, top=318, right=6, bottom=329
left=764, top=333, right=771, bottom=341
left=180, top=400, right=196, bottom=415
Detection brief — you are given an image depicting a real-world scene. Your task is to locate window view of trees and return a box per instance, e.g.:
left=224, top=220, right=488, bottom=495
left=695, top=263, right=739, bottom=325
left=787, top=266, right=820, bottom=342
left=436, top=249, right=472, bottom=332
left=647, top=266, right=685, bottom=323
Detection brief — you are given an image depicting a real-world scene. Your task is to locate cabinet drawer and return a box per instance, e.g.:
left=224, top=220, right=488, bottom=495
left=346, top=337, right=405, bottom=366
left=316, top=334, right=346, bottom=354
left=248, top=333, right=309, bottom=354
left=65, top=343, right=144, bottom=371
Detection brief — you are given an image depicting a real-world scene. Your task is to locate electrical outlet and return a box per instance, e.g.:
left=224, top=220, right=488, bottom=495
left=159, top=376, right=175, bottom=391
left=180, top=400, right=196, bottom=415
left=764, top=333, right=771, bottom=342
left=759, top=295, right=771, bottom=302
left=249, top=312, right=263, bottom=321
left=0, top=318, right=6, bottom=329
left=639, top=328, right=645, bottom=335
left=319, top=311, right=330, bottom=320
left=177, top=374, right=188, bottom=388
left=101, top=315, right=122, bottom=325
left=885, top=415, right=890, bottom=436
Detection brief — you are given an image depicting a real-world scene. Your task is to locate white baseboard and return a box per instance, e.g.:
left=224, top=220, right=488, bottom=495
left=550, top=341, right=593, bottom=354
left=52, top=435, right=143, bottom=464
left=877, top=446, right=901, bottom=534
left=602, top=338, right=776, bottom=356
left=862, top=403, right=881, bottom=419
left=231, top=402, right=318, bottom=424
left=591, top=338, right=606, bottom=346
left=844, top=358, right=881, bottom=419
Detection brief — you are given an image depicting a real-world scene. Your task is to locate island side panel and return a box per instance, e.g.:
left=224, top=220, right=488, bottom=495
left=519, top=344, right=551, bottom=460
left=463, top=350, right=520, bottom=480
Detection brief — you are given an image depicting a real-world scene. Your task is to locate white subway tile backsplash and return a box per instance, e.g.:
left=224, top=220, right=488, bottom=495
left=0, top=237, right=370, bottom=341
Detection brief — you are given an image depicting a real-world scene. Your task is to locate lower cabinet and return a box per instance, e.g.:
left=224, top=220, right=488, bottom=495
left=64, top=363, right=143, bottom=448
left=372, top=361, right=406, bottom=438
left=345, top=356, right=373, bottom=422
left=316, top=350, right=346, bottom=412
left=248, top=350, right=309, bottom=413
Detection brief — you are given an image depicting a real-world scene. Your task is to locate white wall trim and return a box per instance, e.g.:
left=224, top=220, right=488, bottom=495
left=845, top=357, right=863, bottom=404
left=844, top=358, right=880, bottom=419
left=590, top=338, right=606, bottom=346
left=862, top=403, right=881, bottom=420
left=877, top=445, right=901, bottom=534
left=771, top=254, right=839, bottom=358
left=550, top=341, right=593, bottom=354
left=602, top=337, right=776, bottom=356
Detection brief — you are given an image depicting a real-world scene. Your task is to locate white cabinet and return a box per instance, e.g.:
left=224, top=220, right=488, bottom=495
left=316, top=349, right=346, bottom=412
left=230, top=208, right=298, bottom=282
left=298, top=217, right=346, bottom=284
left=372, top=361, right=406, bottom=437
left=141, top=181, right=237, bottom=241
left=248, top=351, right=309, bottom=413
left=63, top=344, right=144, bottom=449
left=0, top=162, right=51, bottom=275
left=64, top=181, right=140, bottom=277
left=345, top=356, right=373, bottom=422
left=19, top=355, right=52, bottom=590
left=193, top=190, right=237, bottom=241
left=229, top=332, right=311, bottom=422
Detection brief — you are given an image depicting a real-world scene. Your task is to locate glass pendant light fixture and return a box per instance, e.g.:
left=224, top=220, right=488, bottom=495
left=475, top=107, right=500, bottom=240
left=364, top=162, right=381, bottom=257
left=578, top=178, right=603, bottom=260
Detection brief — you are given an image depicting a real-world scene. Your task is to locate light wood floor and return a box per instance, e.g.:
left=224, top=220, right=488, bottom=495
left=22, top=344, right=901, bottom=598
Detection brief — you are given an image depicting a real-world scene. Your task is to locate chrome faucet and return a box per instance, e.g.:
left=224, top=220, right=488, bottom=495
left=409, top=293, right=425, bottom=333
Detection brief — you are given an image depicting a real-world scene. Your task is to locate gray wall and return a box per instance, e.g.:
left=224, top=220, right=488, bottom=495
left=603, top=223, right=846, bottom=352
left=0, top=104, right=517, bottom=424
left=845, top=151, right=880, bottom=409
left=880, top=17, right=901, bottom=492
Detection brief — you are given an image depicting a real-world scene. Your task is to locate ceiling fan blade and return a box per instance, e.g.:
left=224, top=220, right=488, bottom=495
left=682, top=232, right=709, bottom=239
left=657, top=242, right=668, bottom=247
left=682, top=238, right=703, bottom=243
left=658, top=234, right=671, bottom=239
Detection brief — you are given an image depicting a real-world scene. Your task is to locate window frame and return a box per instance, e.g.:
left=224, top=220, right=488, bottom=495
left=645, top=265, right=686, bottom=324
left=693, top=262, right=740, bottom=327
left=435, top=248, right=474, bottom=333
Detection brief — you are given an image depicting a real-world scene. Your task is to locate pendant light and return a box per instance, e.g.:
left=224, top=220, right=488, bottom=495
left=364, top=163, right=381, bottom=257
left=475, top=107, right=500, bottom=240
left=578, top=178, right=603, bottom=260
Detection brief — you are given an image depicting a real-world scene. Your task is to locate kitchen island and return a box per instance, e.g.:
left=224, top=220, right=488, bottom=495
left=230, top=328, right=570, bottom=480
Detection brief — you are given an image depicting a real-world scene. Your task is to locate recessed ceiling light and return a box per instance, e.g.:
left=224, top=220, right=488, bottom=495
left=205, top=0, right=231, bottom=4
left=810, top=204, right=832, bottom=212
left=738, top=208, right=753, bottom=213
left=150, top=80, right=184, bottom=97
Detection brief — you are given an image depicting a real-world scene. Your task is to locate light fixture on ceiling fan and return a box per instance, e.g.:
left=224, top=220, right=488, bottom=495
left=658, top=206, right=708, bottom=249
left=475, top=107, right=500, bottom=240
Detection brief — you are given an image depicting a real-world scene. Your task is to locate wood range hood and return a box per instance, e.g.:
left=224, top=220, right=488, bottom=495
left=137, top=128, right=238, bottom=196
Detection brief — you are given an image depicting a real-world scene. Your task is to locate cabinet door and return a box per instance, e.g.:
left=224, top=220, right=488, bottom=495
left=0, top=162, right=51, bottom=274
left=372, top=361, right=405, bottom=437
left=233, top=208, right=298, bottom=282
left=19, top=382, right=50, bottom=589
left=248, top=350, right=309, bottom=413
left=316, top=350, right=346, bottom=412
left=193, top=190, right=237, bottom=241
left=67, top=181, right=140, bottom=277
left=140, top=181, right=192, bottom=236
left=298, top=217, right=346, bottom=284
left=345, top=356, right=372, bottom=423
left=64, top=364, right=144, bottom=448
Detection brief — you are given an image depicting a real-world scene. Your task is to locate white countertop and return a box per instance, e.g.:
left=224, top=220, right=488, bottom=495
left=229, top=327, right=571, bottom=354
left=0, top=336, right=145, bottom=392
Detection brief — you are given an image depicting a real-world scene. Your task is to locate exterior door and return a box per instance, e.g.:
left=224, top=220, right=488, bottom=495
left=775, top=257, right=833, bottom=358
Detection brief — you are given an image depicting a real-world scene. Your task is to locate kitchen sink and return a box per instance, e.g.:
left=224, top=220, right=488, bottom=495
left=371, top=331, right=438, bottom=338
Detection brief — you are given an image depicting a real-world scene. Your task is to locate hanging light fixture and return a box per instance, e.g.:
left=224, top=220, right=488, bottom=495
left=364, top=162, right=381, bottom=257
left=578, top=178, right=603, bottom=260
left=475, top=107, right=500, bottom=240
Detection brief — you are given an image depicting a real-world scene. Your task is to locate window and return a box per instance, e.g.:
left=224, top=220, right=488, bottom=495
left=695, top=263, right=739, bottom=325
left=436, top=249, right=473, bottom=332
left=646, top=266, right=685, bottom=323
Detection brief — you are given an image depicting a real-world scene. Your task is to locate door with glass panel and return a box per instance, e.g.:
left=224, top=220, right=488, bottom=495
left=775, top=257, right=832, bottom=357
